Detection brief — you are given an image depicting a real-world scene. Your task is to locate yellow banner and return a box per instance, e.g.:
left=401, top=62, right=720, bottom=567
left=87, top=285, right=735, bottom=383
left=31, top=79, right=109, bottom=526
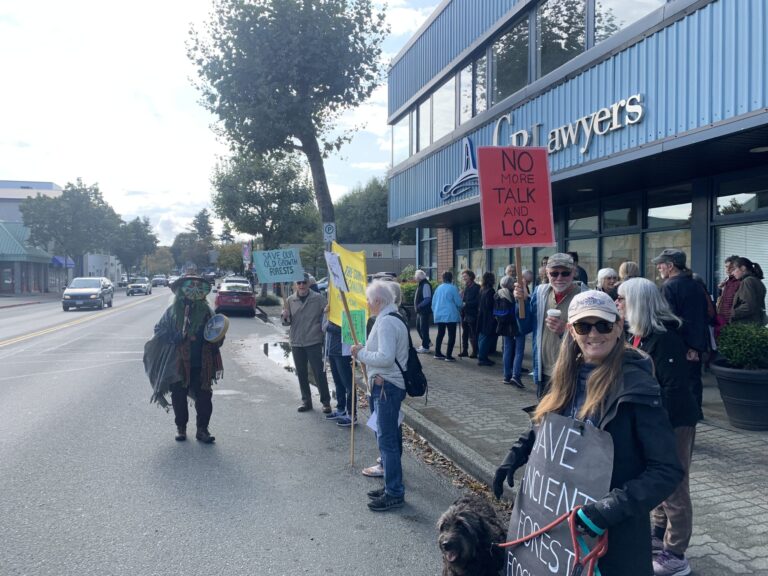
left=328, top=241, right=368, bottom=330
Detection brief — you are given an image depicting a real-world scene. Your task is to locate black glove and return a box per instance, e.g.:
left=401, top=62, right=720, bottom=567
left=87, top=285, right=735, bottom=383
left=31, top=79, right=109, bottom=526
left=493, top=465, right=515, bottom=499
left=574, top=505, right=607, bottom=537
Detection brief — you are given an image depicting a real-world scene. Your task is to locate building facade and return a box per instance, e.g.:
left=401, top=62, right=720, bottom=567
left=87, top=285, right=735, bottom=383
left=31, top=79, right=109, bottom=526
left=387, top=0, right=768, bottom=308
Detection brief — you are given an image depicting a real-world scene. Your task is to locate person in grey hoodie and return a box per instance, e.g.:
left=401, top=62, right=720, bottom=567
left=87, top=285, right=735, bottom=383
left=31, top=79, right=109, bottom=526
left=352, top=280, right=410, bottom=512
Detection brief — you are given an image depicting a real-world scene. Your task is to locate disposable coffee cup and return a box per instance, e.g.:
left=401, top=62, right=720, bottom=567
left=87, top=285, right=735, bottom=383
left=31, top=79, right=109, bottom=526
left=546, top=309, right=561, bottom=319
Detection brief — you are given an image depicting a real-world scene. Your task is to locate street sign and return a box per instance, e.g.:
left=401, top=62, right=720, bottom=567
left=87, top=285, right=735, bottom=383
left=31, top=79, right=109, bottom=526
left=323, top=222, right=337, bottom=243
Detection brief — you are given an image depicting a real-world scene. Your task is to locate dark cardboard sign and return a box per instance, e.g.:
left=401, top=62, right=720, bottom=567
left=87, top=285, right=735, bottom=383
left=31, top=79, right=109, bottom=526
left=506, top=413, right=614, bottom=576
left=477, top=146, right=555, bottom=248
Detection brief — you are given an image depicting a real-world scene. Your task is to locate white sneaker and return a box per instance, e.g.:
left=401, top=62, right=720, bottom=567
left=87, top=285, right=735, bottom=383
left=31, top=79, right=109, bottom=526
left=416, top=346, right=430, bottom=353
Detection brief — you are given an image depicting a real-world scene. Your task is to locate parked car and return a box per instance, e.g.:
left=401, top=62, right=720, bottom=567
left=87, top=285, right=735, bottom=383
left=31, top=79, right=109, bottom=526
left=151, top=274, right=168, bottom=287
left=315, top=277, right=328, bottom=292
left=167, top=275, right=180, bottom=287
left=62, top=277, right=114, bottom=311
left=220, top=275, right=252, bottom=290
left=118, top=274, right=128, bottom=288
left=126, top=277, right=152, bottom=296
left=214, top=283, right=256, bottom=317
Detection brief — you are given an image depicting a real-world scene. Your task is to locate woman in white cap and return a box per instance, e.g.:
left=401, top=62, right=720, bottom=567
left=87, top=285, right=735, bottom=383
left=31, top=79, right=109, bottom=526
left=494, top=290, right=683, bottom=576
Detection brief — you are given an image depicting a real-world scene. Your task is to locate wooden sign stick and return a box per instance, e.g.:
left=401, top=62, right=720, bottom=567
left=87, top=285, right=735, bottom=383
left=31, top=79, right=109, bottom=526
left=340, top=290, right=367, bottom=466
left=515, top=247, right=527, bottom=319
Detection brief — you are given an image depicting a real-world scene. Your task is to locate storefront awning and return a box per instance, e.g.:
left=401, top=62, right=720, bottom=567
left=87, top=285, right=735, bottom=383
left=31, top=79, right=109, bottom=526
left=51, top=255, right=75, bottom=268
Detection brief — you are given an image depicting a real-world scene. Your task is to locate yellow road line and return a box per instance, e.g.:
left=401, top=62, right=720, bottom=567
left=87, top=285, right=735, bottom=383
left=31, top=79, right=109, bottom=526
left=0, top=293, right=166, bottom=349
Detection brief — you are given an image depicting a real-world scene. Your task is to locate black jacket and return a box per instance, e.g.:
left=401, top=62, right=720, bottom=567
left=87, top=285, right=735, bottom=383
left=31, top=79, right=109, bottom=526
left=499, top=353, right=683, bottom=576
left=461, top=282, right=480, bottom=320
left=493, top=291, right=518, bottom=338
left=630, top=323, right=699, bottom=428
left=414, top=278, right=432, bottom=313
left=661, top=273, right=709, bottom=352
left=476, top=286, right=496, bottom=336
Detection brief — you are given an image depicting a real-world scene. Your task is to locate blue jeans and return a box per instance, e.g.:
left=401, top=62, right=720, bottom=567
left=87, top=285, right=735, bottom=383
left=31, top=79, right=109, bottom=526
left=478, top=333, right=492, bottom=362
left=328, top=355, right=353, bottom=414
left=372, top=381, right=406, bottom=498
left=503, top=334, right=526, bottom=380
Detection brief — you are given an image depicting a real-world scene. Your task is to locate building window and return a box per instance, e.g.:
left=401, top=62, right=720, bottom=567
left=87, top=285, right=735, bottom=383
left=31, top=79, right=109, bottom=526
left=418, top=98, right=431, bottom=151
left=391, top=113, right=410, bottom=166
left=568, top=203, right=599, bottom=236
left=537, top=0, right=585, bottom=78
left=595, top=0, right=666, bottom=44
left=372, top=250, right=384, bottom=258
left=602, top=234, right=640, bottom=277
left=602, top=195, right=639, bottom=230
left=715, top=222, right=768, bottom=313
left=647, top=185, right=692, bottom=228
left=493, top=17, right=529, bottom=104
left=476, top=54, right=488, bottom=115
left=418, top=227, right=438, bottom=279
left=716, top=173, right=768, bottom=217
left=567, top=238, right=598, bottom=285
left=459, top=64, right=473, bottom=125
left=432, top=76, right=456, bottom=142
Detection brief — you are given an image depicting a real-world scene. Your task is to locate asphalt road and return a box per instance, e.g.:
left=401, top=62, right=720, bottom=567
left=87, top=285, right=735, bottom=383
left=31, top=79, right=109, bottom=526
left=0, top=292, right=460, bottom=576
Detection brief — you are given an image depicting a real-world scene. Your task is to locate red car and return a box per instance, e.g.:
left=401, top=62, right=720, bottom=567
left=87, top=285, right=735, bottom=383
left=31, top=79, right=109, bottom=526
left=214, top=283, right=256, bottom=317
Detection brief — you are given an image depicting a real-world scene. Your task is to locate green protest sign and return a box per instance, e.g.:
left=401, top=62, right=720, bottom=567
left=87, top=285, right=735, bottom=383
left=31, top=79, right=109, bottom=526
left=341, top=309, right=366, bottom=345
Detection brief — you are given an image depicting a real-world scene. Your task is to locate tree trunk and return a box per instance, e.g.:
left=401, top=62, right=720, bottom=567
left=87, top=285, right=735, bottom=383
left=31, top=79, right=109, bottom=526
left=299, top=132, right=335, bottom=225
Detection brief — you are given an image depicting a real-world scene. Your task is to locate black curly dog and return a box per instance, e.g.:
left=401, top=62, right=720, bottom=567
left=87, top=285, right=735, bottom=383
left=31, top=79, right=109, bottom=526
left=437, top=494, right=507, bottom=576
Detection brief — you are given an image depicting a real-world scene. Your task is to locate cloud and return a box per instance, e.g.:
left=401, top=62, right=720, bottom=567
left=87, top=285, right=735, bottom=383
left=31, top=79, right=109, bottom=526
left=351, top=161, right=390, bottom=171
left=383, top=2, right=436, bottom=37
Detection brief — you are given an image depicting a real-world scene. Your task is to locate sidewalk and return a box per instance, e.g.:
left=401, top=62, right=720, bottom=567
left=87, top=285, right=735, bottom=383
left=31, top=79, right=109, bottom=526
left=0, top=291, right=62, bottom=309
left=401, top=324, right=768, bottom=576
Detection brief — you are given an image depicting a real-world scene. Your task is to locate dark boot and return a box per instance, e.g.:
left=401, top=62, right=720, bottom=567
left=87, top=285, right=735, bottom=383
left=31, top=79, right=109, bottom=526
left=196, top=427, right=215, bottom=443
left=175, top=426, right=186, bottom=441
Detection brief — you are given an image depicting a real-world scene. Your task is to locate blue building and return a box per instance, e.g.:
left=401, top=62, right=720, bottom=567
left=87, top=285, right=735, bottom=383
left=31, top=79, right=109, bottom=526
left=387, top=0, right=768, bottom=300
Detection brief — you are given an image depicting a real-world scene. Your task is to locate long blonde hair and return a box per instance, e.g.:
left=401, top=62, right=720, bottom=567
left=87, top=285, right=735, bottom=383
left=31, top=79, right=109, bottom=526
left=534, top=323, right=628, bottom=423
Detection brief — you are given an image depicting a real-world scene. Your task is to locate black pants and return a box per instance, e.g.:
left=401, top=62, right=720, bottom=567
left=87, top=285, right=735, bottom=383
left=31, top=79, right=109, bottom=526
left=435, top=322, right=457, bottom=358
left=688, top=359, right=703, bottom=417
left=292, top=343, right=331, bottom=407
left=536, top=374, right=551, bottom=400
left=416, top=311, right=431, bottom=348
left=461, top=318, right=478, bottom=356
left=171, top=368, right=212, bottom=429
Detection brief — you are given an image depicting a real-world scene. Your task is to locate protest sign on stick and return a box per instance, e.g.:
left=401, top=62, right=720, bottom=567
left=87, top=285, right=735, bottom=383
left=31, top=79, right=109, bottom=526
left=505, top=413, right=613, bottom=576
left=478, top=147, right=555, bottom=318
left=252, top=248, right=305, bottom=284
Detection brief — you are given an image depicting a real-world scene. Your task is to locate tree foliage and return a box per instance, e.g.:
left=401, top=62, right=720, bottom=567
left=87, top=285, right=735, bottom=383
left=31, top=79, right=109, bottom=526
left=217, top=242, right=245, bottom=273
left=189, top=208, right=215, bottom=246
left=146, top=246, right=175, bottom=276
left=211, top=151, right=319, bottom=249
left=170, top=232, right=210, bottom=270
left=335, top=177, right=414, bottom=244
left=219, top=221, right=236, bottom=244
left=189, top=0, right=388, bottom=225
left=20, top=178, right=123, bottom=275
left=112, top=217, right=159, bottom=273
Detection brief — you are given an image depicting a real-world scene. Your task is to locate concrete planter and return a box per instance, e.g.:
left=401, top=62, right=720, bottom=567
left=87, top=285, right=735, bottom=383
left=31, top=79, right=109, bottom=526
left=711, top=361, right=768, bottom=431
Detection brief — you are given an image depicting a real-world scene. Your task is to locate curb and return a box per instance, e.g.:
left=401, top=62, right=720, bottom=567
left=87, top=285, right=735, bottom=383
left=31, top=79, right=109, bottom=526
left=402, top=402, right=497, bottom=489
left=0, top=301, right=41, bottom=310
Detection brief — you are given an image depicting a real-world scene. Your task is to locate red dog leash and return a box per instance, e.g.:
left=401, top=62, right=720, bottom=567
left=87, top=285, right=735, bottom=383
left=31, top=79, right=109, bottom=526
left=494, top=506, right=608, bottom=576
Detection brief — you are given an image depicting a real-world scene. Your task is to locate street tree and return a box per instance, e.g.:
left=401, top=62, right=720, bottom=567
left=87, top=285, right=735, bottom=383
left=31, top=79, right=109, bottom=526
left=146, top=246, right=175, bottom=276
left=170, top=232, right=211, bottom=270
left=190, top=208, right=215, bottom=246
left=335, top=177, right=415, bottom=244
left=211, top=151, right=318, bottom=250
left=112, top=217, right=159, bottom=275
left=216, top=242, right=245, bottom=273
left=219, top=221, right=235, bottom=244
left=20, top=178, right=122, bottom=276
left=189, top=0, right=388, bottom=226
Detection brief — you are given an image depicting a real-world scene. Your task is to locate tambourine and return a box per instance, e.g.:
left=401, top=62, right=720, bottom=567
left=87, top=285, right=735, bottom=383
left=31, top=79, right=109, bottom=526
left=204, top=314, right=230, bottom=343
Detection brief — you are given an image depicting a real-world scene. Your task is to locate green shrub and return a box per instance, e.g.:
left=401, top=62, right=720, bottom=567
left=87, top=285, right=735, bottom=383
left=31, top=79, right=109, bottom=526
left=717, top=322, right=768, bottom=370
left=255, top=294, right=282, bottom=306
left=399, top=265, right=416, bottom=282
left=400, top=281, right=417, bottom=305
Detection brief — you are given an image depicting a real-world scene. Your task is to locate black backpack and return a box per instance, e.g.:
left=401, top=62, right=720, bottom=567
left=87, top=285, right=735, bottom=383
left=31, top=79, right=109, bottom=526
left=388, top=313, right=428, bottom=402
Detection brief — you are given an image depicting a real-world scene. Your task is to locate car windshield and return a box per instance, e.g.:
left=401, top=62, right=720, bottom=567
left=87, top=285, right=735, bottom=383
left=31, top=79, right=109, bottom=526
left=69, top=278, right=101, bottom=289
left=134, top=277, right=149, bottom=283
left=222, top=284, right=251, bottom=292
left=224, top=277, right=248, bottom=283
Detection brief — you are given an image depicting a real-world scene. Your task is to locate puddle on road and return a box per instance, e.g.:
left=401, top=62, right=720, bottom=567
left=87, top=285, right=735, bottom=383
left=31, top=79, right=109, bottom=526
left=262, top=340, right=296, bottom=373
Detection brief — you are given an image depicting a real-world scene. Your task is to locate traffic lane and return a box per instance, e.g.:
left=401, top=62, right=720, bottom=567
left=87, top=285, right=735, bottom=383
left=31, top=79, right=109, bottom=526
left=0, top=290, right=168, bottom=343
left=1, top=298, right=457, bottom=575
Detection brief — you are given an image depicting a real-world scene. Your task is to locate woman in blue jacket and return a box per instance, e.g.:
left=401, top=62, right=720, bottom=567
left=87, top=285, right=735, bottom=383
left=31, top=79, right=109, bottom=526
left=431, top=271, right=463, bottom=362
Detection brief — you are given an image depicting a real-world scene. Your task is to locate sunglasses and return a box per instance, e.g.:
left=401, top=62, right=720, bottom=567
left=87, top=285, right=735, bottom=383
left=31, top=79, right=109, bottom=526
left=572, top=320, right=615, bottom=335
left=548, top=270, right=572, bottom=278
left=296, top=281, right=307, bottom=285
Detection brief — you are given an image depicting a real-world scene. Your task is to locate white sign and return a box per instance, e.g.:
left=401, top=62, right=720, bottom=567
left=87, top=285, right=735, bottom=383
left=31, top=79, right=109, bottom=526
left=324, top=251, right=349, bottom=293
left=323, top=222, right=337, bottom=243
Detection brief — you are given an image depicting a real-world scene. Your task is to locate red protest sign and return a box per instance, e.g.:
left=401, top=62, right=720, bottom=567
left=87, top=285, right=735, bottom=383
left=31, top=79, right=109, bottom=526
left=477, top=146, right=555, bottom=248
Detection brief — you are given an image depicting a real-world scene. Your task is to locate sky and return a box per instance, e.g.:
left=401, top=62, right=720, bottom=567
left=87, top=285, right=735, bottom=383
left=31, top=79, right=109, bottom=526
left=0, top=0, right=437, bottom=244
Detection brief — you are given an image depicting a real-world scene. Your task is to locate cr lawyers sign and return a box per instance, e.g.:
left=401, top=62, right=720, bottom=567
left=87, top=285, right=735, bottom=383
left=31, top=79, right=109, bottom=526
left=477, top=146, right=555, bottom=248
